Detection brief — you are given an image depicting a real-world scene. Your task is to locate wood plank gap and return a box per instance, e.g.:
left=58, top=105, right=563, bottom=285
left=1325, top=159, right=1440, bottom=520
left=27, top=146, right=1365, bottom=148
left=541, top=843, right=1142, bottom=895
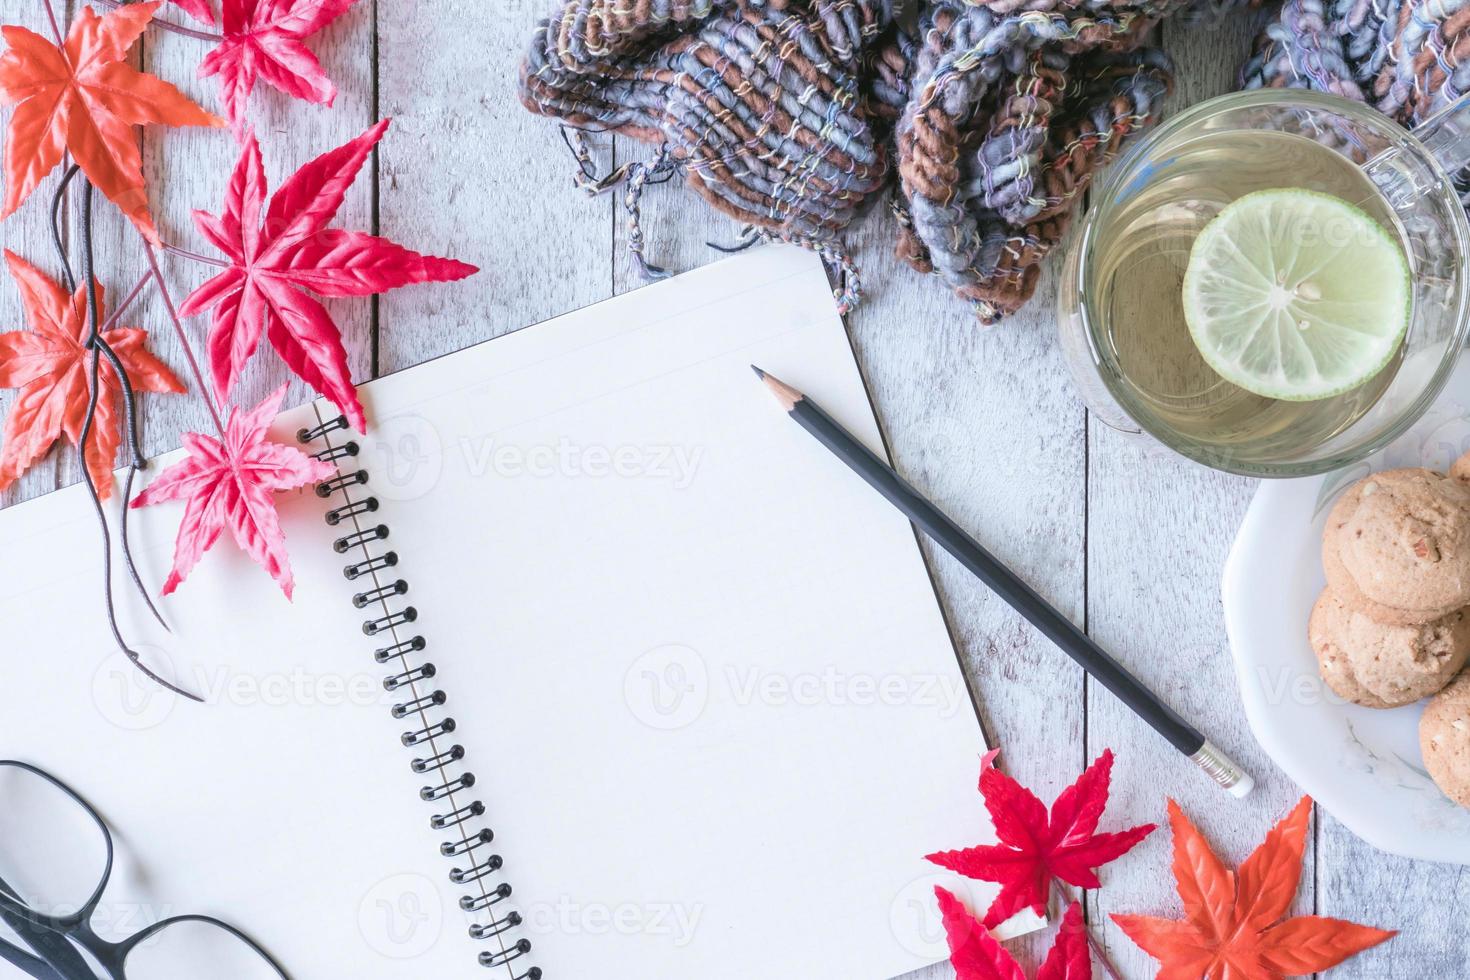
left=1082, top=407, right=1090, bottom=760
left=368, top=0, right=381, bottom=379
left=610, top=134, right=620, bottom=295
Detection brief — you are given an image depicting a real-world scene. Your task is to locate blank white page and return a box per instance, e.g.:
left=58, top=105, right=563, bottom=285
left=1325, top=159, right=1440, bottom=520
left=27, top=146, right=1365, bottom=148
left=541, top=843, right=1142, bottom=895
left=0, top=246, right=1005, bottom=980
left=340, top=245, right=996, bottom=977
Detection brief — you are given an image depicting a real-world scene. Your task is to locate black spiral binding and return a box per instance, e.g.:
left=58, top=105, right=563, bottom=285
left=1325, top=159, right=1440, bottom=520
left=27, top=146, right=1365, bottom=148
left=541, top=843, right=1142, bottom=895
left=300, top=412, right=540, bottom=979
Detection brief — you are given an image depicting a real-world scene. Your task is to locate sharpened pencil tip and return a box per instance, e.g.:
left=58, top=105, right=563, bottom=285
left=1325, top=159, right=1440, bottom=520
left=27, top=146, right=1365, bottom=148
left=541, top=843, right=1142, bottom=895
left=754, top=368, right=802, bottom=411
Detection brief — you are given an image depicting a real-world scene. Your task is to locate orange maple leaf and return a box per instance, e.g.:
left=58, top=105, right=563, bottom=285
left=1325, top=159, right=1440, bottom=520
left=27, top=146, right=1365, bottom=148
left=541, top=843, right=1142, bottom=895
left=0, top=2, right=223, bottom=240
left=0, top=250, right=184, bottom=498
left=1113, top=797, right=1395, bottom=980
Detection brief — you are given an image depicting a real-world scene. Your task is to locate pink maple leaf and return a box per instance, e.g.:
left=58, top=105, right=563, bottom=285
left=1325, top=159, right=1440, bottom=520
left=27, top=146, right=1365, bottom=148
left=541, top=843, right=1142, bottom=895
left=200, top=0, right=360, bottom=136
left=177, top=120, right=477, bottom=432
left=169, top=0, right=218, bottom=24
left=131, top=383, right=335, bottom=597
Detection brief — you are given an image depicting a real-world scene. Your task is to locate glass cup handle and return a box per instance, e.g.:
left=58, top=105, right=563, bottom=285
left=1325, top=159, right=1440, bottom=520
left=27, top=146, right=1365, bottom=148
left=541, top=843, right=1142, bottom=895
left=1365, top=94, right=1470, bottom=210
left=1413, top=94, right=1470, bottom=177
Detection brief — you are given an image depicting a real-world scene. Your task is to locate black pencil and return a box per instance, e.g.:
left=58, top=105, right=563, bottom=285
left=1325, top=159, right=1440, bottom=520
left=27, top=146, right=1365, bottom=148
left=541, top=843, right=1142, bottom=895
left=753, top=365, right=1254, bottom=797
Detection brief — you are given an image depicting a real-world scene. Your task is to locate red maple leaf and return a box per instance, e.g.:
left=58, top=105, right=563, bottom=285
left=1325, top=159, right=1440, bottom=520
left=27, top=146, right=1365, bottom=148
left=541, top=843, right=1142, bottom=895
left=0, top=250, right=183, bottom=498
left=200, top=0, right=360, bottom=137
left=130, top=383, right=335, bottom=597
left=0, top=2, right=223, bottom=240
left=937, top=888, right=1091, bottom=980
left=1113, top=798, right=1395, bottom=979
left=927, top=749, right=1155, bottom=930
left=178, top=120, right=476, bottom=432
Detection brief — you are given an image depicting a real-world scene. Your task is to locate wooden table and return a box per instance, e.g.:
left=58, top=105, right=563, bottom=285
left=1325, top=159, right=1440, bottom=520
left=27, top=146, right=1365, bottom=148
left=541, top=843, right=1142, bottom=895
left=1, top=2, right=1463, bottom=976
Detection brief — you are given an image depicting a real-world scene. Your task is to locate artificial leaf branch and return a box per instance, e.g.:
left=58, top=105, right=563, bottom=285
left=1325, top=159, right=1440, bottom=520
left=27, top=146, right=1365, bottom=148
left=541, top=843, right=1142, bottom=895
left=177, top=121, right=477, bottom=432
left=1113, top=797, right=1395, bottom=979
left=0, top=2, right=475, bottom=696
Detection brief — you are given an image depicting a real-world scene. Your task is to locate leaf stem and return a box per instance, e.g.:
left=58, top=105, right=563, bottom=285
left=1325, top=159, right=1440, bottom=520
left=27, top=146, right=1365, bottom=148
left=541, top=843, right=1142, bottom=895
left=80, top=182, right=193, bottom=696
left=1051, top=880, right=1124, bottom=980
left=141, top=238, right=228, bottom=440
left=161, top=241, right=229, bottom=268
left=41, top=0, right=62, bottom=43
left=90, top=0, right=224, bottom=41
left=99, top=271, right=153, bottom=334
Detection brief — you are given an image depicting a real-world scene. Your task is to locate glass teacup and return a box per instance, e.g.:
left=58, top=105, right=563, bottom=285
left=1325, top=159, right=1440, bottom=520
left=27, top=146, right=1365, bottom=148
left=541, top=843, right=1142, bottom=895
left=1059, top=90, right=1470, bottom=477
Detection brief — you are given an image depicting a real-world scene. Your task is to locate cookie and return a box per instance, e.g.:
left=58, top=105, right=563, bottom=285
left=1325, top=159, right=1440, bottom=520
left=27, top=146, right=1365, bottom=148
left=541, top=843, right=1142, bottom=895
left=1308, top=590, right=1392, bottom=708
left=1452, top=451, right=1470, bottom=487
left=1420, top=671, right=1470, bottom=808
left=1322, top=469, right=1470, bottom=625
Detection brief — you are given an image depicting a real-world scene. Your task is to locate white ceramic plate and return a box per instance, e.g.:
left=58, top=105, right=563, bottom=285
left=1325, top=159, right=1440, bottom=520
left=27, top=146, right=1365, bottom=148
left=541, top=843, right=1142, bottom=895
left=1223, top=357, right=1470, bottom=865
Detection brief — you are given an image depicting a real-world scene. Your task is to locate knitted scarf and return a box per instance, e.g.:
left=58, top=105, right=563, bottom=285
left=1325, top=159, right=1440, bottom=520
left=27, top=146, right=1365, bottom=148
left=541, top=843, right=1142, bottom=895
left=519, top=0, right=1464, bottom=320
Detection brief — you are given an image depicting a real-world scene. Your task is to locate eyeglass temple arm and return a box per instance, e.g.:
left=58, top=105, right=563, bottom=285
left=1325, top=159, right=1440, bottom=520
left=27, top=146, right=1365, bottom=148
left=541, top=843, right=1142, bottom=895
left=0, top=876, right=96, bottom=980
left=0, top=911, right=67, bottom=980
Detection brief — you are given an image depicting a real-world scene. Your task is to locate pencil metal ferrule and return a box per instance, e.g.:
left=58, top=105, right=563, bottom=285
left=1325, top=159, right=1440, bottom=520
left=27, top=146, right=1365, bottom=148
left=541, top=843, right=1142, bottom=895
left=1189, top=741, right=1256, bottom=798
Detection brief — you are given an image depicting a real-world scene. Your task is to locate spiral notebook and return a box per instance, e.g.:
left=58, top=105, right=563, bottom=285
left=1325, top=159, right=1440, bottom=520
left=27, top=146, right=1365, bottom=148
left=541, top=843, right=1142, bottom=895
left=0, top=246, right=1016, bottom=978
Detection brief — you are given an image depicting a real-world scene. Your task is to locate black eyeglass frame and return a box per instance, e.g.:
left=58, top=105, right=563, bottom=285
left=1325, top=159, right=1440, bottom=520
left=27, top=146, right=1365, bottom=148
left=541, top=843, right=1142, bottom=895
left=0, top=760, right=290, bottom=980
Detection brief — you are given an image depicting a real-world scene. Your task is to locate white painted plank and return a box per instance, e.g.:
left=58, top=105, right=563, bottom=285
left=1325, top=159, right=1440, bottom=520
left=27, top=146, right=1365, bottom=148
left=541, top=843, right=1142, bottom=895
left=1085, top=13, right=1316, bottom=976
left=1317, top=838, right=1470, bottom=976
left=850, top=214, right=1089, bottom=979
left=374, top=0, right=614, bottom=372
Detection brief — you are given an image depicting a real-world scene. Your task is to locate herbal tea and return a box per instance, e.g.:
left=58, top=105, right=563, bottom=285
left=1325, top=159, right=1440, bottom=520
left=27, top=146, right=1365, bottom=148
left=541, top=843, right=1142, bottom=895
left=1090, top=130, right=1410, bottom=461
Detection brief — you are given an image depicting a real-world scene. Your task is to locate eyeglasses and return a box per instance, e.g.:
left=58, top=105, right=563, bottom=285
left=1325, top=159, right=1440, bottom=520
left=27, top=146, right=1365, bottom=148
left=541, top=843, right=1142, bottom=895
left=0, top=761, right=290, bottom=980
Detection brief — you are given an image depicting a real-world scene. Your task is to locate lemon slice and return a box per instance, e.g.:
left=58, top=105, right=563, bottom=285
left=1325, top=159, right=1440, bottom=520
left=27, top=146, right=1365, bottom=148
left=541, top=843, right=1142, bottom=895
left=1182, top=188, right=1410, bottom=401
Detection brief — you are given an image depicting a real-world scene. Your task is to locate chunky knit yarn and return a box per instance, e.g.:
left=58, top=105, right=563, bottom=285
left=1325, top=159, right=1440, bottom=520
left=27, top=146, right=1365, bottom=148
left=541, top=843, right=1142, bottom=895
left=521, top=0, right=1470, bottom=320
left=519, top=0, right=1177, bottom=318
left=1244, top=0, right=1470, bottom=200
left=884, top=6, right=1173, bottom=321
left=520, top=0, right=897, bottom=301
